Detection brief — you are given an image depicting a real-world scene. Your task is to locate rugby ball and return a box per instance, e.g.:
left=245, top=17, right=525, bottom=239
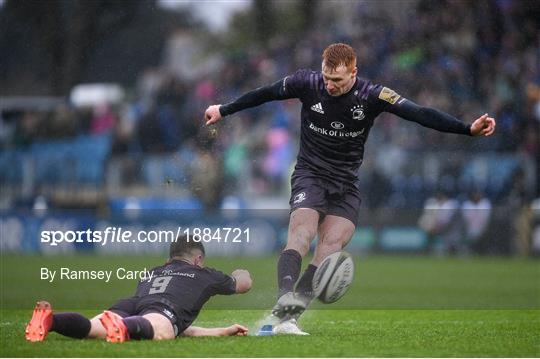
left=312, top=251, right=354, bottom=303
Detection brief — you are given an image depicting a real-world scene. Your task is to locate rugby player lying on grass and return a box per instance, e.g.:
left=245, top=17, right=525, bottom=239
left=25, top=235, right=252, bottom=342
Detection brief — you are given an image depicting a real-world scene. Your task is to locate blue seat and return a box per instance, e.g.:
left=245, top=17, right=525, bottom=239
left=0, top=150, right=24, bottom=183
left=29, top=134, right=112, bottom=185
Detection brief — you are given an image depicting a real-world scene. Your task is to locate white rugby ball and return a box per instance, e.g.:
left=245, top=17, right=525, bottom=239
left=312, top=251, right=354, bottom=303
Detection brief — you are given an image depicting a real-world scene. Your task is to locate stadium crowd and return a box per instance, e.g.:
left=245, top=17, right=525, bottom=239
left=1, top=0, right=538, bottom=211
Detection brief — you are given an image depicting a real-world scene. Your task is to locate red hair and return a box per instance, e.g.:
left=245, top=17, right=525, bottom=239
left=322, top=43, right=357, bottom=71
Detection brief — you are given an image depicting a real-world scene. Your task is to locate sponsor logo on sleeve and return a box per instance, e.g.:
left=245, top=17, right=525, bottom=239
left=378, top=87, right=400, bottom=104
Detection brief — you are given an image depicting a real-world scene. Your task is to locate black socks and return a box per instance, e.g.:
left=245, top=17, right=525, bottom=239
left=51, top=313, right=91, bottom=339
left=51, top=313, right=154, bottom=340
left=277, top=249, right=302, bottom=298
left=295, top=264, right=317, bottom=301
left=123, top=316, right=154, bottom=340
left=277, top=249, right=319, bottom=303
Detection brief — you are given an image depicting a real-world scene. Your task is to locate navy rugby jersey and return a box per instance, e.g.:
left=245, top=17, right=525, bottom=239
left=220, top=69, right=471, bottom=184
left=134, top=259, right=236, bottom=332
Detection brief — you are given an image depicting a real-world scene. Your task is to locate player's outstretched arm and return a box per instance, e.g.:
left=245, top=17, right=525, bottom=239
left=231, top=269, right=252, bottom=293
left=204, top=80, right=295, bottom=126
left=375, top=87, right=496, bottom=136
left=182, top=324, right=248, bottom=337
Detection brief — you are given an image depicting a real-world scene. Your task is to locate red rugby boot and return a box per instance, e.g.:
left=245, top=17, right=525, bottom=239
left=100, top=311, right=129, bottom=343
left=25, top=301, right=53, bottom=342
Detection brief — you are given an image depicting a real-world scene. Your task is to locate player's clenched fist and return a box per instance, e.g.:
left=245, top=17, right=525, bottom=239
left=205, top=105, right=222, bottom=126
left=225, top=324, right=248, bottom=336
left=470, top=113, right=496, bottom=137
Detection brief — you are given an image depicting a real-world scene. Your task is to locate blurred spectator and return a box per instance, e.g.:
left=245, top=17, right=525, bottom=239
left=506, top=168, right=535, bottom=256
left=137, top=104, right=183, bottom=153
left=90, top=104, right=116, bottom=135
left=137, top=106, right=163, bottom=153
left=155, top=105, right=180, bottom=151
left=32, top=195, right=48, bottom=217
left=189, top=148, right=223, bottom=212
left=111, top=106, right=137, bottom=155
left=461, top=190, right=492, bottom=253
left=46, top=104, right=78, bottom=139
left=262, top=127, right=293, bottom=191
left=419, top=189, right=463, bottom=255
left=13, top=112, right=41, bottom=148
left=108, top=106, right=139, bottom=188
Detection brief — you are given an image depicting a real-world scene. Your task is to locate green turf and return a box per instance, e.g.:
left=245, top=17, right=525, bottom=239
left=1, top=309, right=538, bottom=357
left=1, top=255, right=539, bottom=357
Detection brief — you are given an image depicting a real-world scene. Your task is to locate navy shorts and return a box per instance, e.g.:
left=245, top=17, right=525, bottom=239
left=108, top=297, right=182, bottom=336
left=289, top=170, right=361, bottom=226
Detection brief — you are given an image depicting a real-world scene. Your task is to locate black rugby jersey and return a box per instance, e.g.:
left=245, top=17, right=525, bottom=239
left=220, top=69, right=471, bottom=185
left=282, top=69, right=378, bottom=183
left=134, top=259, right=236, bottom=332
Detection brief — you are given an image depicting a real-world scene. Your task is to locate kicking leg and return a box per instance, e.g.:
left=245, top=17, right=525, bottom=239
left=272, top=208, right=319, bottom=319
left=269, top=209, right=319, bottom=335
left=313, top=215, right=355, bottom=265
left=277, top=208, right=319, bottom=297
left=275, top=215, right=355, bottom=335
left=297, top=215, right=355, bottom=305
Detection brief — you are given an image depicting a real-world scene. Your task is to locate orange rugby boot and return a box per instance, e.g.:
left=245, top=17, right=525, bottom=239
left=25, top=301, right=53, bottom=342
left=99, top=311, right=129, bottom=343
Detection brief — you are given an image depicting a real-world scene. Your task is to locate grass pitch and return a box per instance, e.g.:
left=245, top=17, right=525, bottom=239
left=1, top=255, right=539, bottom=357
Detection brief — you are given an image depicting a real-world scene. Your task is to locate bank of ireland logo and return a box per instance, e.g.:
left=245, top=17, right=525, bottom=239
left=331, top=121, right=344, bottom=129
left=351, top=105, right=365, bottom=121
left=293, top=192, right=306, bottom=204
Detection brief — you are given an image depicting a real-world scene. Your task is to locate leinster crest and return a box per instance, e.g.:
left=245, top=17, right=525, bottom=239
left=351, top=105, right=365, bottom=121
